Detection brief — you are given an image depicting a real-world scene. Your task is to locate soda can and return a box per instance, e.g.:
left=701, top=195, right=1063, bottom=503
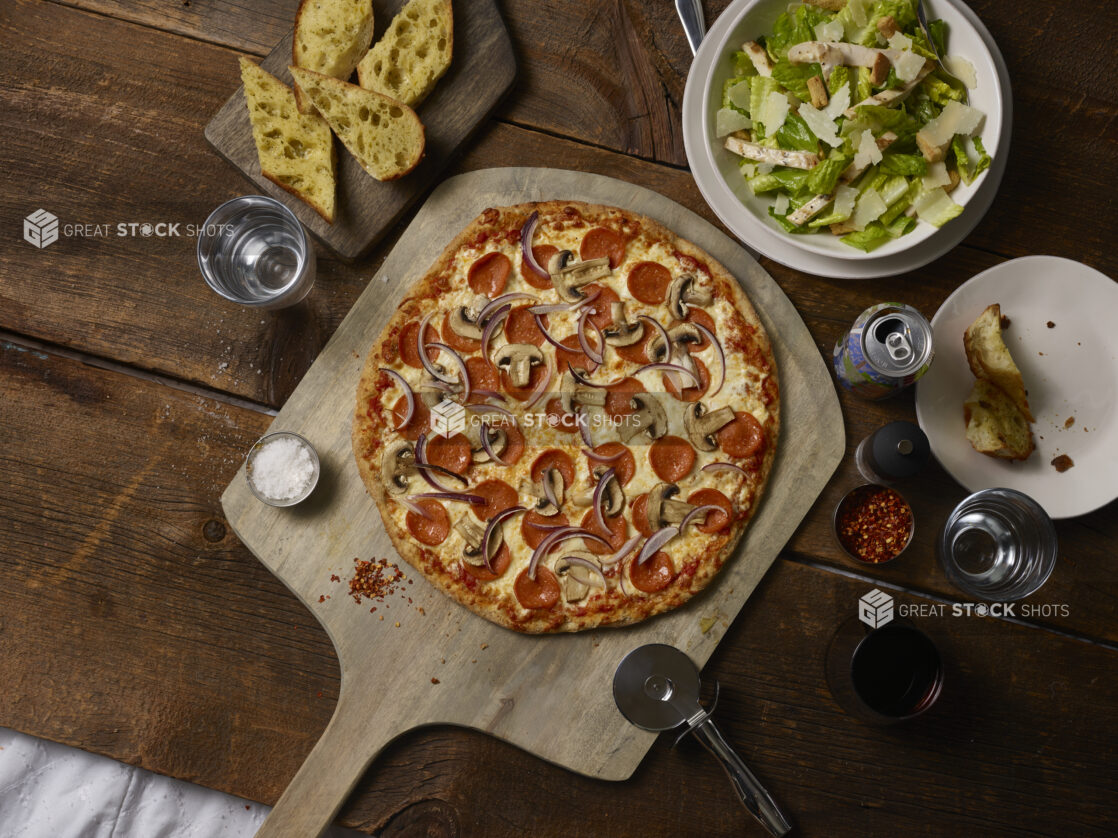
left=833, top=303, right=934, bottom=400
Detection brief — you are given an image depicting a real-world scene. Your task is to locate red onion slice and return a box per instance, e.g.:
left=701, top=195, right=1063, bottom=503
left=480, top=304, right=511, bottom=362
left=577, top=310, right=604, bottom=365
left=529, top=527, right=609, bottom=579
left=566, top=363, right=620, bottom=389
left=525, top=353, right=553, bottom=410
left=680, top=504, right=722, bottom=533
left=467, top=403, right=516, bottom=423
left=428, top=342, right=470, bottom=400
left=541, top=467, right=560, bottom=509
left=480, top=505, right=526, bottom=572
left=526, top=520, right=569, bottom=532
left=692, top=323, right=725, bottom=397
left=398, top=497, right=434, bottom=520
left=578, top=408, right=594, bottom=447
left=414, top=434, right=461, bottom=493
left=637, top=526, right=679, bottom=565
left=592, top=467, right=616, bottom=532
left=520, top=212, right=550, bottom=281
left=379, top=368, right=415, bottom=430
left=636, top=362, right=701, bottom=387
left=413, top=492, right=486, bottom=505
left=479, top=424, right=510, bottom=466
left=412, top=462, right=469, bottom=487
left=618, top=558, right=632, bottom=597
left=468, top=389, right=507, bottom=403
left=637, top=315, right=670, bottom=361
left=558, top=555, right=608, bottom=591
left=417, top=311, right=454, bottom=384
left=702, top=462, right=749, bottom=478
left=532, top=312, right=569, bottom=352
left=582, top=446, right=626, bottom=463
left=602, top=534, right=641, bottom=566
left=478, top=293, right=538, bottom=326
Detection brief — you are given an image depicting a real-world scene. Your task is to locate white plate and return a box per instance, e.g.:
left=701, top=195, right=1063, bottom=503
left=915, top=256, right=1118, bottom=519
left=682, top=0, right=1012, bottom=278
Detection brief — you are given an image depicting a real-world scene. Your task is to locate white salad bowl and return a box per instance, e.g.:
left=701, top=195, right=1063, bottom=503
left=682, top=0, right=1011, bottom=278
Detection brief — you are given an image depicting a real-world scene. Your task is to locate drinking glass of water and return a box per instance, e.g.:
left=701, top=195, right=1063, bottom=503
left=197, top=196, right=315, bottom=309
left=937, top=488, right=1058, bottom=601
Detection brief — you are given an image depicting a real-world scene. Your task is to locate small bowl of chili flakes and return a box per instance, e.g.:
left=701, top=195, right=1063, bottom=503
left=833, top=484, right=914, bottom=564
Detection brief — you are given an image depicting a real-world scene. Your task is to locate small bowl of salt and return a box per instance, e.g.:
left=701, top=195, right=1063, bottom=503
left=245, top=431, right=320, bottom=507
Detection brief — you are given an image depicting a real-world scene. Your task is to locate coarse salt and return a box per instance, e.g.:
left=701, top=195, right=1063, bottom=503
left=250, top=436, right=315, bottom=500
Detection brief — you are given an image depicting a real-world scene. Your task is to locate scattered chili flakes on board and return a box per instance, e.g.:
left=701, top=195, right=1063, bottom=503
left=347, top=557, right=406, bottom=611
left=835, top=485, right=913, bottom=563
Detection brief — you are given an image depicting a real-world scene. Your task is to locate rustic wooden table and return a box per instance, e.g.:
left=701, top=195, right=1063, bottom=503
left=2, top=1, right=1115, bottom=835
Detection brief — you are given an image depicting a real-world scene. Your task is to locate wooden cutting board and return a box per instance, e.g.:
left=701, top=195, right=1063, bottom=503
left=203, top=0, right=515, bottom=261
left=221, top=168, right=844, bottom=837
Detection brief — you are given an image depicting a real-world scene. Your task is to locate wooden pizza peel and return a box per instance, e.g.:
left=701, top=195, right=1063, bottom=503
left=220, top=167, right=844, bottom=837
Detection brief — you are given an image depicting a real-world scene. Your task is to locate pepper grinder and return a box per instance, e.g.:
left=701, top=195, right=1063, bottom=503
left=855, top=421, right=931, bottom=484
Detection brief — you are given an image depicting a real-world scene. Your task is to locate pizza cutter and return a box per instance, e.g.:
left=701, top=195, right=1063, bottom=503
left=613, top=644, right=793, bottom=836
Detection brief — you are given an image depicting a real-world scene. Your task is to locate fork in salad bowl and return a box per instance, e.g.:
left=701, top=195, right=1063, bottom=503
left=916, top=0, right=968, bottom=103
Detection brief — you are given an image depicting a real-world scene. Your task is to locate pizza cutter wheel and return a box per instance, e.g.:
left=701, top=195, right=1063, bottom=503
left=613, top=644, right=793, bottom=836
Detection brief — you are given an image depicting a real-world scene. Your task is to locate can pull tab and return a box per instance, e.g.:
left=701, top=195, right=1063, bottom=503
left=885, top=330, right=913, bottom=364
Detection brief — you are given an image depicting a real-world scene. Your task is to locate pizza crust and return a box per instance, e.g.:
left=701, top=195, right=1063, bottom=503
left=353, top=201, right=779, bottom=633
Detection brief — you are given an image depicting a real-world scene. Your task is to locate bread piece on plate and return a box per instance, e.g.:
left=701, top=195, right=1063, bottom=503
left=292, top=0, right=375, bottom=113
left=963, top=303, right=1035, bottom=422
left=239, top=58, right=337, bottom=223
left=964, top=379, right=1035, bottom=461
left=289, top=66, right=424, bottom=181
left=356, top=0, right=453, bottom=107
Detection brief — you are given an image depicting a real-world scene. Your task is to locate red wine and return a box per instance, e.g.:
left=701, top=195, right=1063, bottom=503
left=850, top=624, right=942, bottom=718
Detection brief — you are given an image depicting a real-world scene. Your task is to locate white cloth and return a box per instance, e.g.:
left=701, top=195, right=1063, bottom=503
left=0, top=728, right=360, bottom=838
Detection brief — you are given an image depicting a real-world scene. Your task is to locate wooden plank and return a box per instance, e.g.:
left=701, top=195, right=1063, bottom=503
left=204, top=0, right=517, bottom=259
left=1, top=348, right=1113, bottom=834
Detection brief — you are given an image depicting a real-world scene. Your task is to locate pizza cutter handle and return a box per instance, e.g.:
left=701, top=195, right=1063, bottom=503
left=691, top=718, right=793, bottom=837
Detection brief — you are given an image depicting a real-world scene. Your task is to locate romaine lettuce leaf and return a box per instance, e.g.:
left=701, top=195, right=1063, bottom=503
left=771, top=59, right=824, bottom=102
left=842, top=222, right=893, bottom=251
left=952, top=135, right=992, bottom=184
left=806, top=153, right=853, bottom=195
left=775, top=112, right=819, bottom=152
left=749, top=76, right=782, bottom=138
left=880, top=153, right=927, bottom=176
left=732, top=50, right=759, bottom=78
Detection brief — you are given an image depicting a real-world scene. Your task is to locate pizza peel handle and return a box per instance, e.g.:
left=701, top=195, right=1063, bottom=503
left=254, top=690, right=393, bottom=838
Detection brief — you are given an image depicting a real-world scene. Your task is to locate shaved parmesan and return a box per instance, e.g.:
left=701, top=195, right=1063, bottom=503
left=913, top=187, right=964, bottom=227
left=799, top=102, right=843, bottom=147
left=815, top=19, right=845, bottom=43
left=834, top=184, right=858, bottom=218
left=727, top=80, right=752, bottom=111
left=922, top=160, right=951, bottom=190
left=887, top=32, right=913, bottom=51
left=893, top=51, right=927, bottom=83
left=848, top=0, right=870, bottom=27
left=943, top=55, right=978, bottom=89
left=918, top=100, right=984, bottom=148
left=823, top=85, right=851, bottom=121
left=758, top=162, right=775, bottom=174
left=774, top=193, right=790, bottom=215
left=760, top=91, right=790, bottom=137
left=852, top=188, right=888, bottom=230
left=715, top=107, right=753, bottom=138
left=853, top=129, right=883, bottom=170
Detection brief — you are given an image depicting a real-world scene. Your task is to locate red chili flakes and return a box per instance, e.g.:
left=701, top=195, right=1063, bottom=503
left=346, top=557, right=406, bottom=611
left=835, top=485, right=912, bottom=563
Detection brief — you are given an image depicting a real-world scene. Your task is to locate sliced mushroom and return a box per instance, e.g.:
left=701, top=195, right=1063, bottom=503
left=555, top=552, right=606, bottom=603
left=548, top=250, right=611, bottom=302
left=603, top=302, right=644, bottom=347
left=649, top=322, right=703, bottom=368
left=527, top=466, right=565, bottom=516
left=684, top=403, right=736, bottom=452
left=417, top=376, right=458, bottom=408
left=465, top=421, right=508, bottom=463
left=617, top=392, right=669, bottom=442
left=666, top=274, right=713, bottom=320
left=455, top=515, right=503, bottom=566
left=447, top=293, right=491, bottom=340
left=646, top=482, right=696, bottom=531
left=559, top=368, right=608, bottom=415
left=381, top=440, right=416, bottom=495
left=493, top=343, right=544, bottom=388
left=571, top=465, right=625, bottom=515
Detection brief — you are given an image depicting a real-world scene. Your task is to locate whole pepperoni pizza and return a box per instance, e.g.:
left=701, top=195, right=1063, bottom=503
left=353, top=201, right=779, bottom=633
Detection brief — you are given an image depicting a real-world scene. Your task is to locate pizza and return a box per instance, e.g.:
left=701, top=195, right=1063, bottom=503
left=352, top=201, right=779, bottom=633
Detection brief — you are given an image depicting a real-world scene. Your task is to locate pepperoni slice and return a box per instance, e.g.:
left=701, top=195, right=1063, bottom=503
left=497, top=423, right=526, bottom=466
left=580, top=227, right=627, bottom=268
left=424, top=433, right=471, bottom=475
left=464, top=541, right=511, bottom=582
left=521, top=510, right=570, bottom=550
left=580, top=509, right=628, bottom=556
left=545, top=397, right=579, bottom=435
left=406, top=499, right=450, bottom=546
left=614, top=327, right=656, bottom=365
left=581, top=283, right=619, bottom=332
left=505, top=305, right=548, bottom=347
left=686, top=488, right=733, bottom=534
left=465, top=356, right=500, bottom=403
left=515, top=566, right=561, bottom=610
left=556, top=334, right=600, bottom=374
left=716, top=411, right=765, bottom=459
left=648, top=435, right=696, bottom=482
left=391, top=396, right=430, bottom=441
left=589, top=442, right=636, bottom=486
left=500, top=362, right=548, bottom=402
left=398, top=320, right=440, bottom=369
left=629, top=552, right=675, bottom=593
left=630, top=493, right=654, bottom=537
left=604, top=377, right=645, bottom=421
left=683, top=308, right=717, bottom=351
left=663, top=358, right=710, bottom=402
left=470, top=479, right=520, bottom=521
left=531, top=449, right=576, bottom=488
left=520, top=244, right=557, bottom=290
left=627, top=261, right=673, bottom=305
left=468, top=252, right=511, bottom=297
left=441, top=310, right=482, bottom=354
